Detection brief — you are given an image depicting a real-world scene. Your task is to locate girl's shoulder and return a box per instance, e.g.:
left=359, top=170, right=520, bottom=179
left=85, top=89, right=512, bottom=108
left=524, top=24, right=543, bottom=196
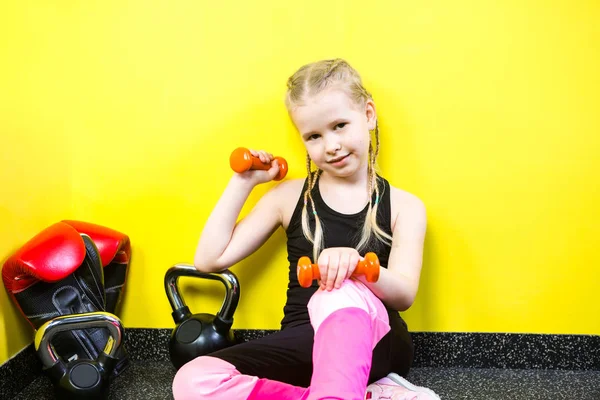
left=271, top=178, right=306, bottom=230
left=272, top=177, right=306, bottom=198
left=388, top=184, right=424, bottom=207
left=388, top=183, right=426, bottom=232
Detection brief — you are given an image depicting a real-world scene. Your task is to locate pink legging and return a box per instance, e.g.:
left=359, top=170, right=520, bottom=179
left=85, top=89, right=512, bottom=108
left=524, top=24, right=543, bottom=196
left=172, top=279, right=391, bottom=400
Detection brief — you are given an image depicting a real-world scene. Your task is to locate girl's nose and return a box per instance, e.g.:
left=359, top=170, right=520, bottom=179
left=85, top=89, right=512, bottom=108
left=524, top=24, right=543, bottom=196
left=325, top=139, right=341, bottom=154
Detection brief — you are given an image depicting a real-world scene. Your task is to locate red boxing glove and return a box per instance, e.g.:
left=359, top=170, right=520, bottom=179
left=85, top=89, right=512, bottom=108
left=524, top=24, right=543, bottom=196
left=61, top=220, right=131, bottom=314
left=61, top=220, right=131, bottom=267
left=2, top=222, right=86, bottom=292
left=2, top=220, right=131, bottom=378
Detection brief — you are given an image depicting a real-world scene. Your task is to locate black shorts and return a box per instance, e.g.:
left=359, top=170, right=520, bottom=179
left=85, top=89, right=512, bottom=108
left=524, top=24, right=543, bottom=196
left=208, top=313, right=414, bottom=387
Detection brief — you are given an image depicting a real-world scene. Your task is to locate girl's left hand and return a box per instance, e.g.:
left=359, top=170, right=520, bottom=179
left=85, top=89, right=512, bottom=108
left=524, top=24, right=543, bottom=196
left=316, top=247, right=362, bottom=291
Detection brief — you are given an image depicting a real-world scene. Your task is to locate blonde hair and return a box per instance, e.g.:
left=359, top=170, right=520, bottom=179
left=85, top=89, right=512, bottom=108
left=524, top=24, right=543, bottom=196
left=285, top=58, right=393, bottom=261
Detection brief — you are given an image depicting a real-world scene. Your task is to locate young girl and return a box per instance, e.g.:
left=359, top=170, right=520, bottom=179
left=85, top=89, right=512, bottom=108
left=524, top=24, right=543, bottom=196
left=173, top=59, right=440, bottom=400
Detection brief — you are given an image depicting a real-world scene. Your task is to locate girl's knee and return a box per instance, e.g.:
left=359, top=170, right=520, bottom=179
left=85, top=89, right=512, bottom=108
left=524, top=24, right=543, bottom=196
left=172, top=356, right=244, bottom=400
left=308, top=279, right=374, bottom=311
left=307, top=279, right=389, bottom=337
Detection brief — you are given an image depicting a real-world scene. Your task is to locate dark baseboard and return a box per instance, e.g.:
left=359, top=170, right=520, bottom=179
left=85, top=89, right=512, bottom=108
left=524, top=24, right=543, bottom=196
left=123, top=329, right=600, bottom=370
left=411, top=331, right=600, bottom=370
left=2, top=329, right=599, bottom=399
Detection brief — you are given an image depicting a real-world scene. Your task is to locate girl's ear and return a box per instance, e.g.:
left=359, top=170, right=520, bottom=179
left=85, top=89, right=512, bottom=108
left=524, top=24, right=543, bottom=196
left=365, top=99, right=377, bottom=131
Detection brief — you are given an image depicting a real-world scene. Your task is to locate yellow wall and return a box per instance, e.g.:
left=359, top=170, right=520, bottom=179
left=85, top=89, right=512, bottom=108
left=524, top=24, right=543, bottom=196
left=2, top=1, right=599, bottom=364
left=0, top=3, right=76, bottom=362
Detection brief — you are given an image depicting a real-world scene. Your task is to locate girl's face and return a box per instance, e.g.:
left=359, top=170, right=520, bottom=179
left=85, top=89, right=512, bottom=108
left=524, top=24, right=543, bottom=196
left=290, top=89, right=376, bottom=179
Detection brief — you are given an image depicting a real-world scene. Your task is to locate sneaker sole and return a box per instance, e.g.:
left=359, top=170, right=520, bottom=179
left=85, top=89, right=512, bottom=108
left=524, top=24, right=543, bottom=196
left=386, top=373, right=442, bottom=399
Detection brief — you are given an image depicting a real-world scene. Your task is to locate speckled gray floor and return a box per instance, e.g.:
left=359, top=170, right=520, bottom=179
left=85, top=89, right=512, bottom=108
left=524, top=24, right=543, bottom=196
left=13, top=361, right=600, bottom=400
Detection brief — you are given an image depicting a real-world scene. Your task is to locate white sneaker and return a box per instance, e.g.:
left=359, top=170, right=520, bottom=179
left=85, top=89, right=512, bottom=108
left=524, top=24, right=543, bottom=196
left=364, top=373, right=441, bottom=400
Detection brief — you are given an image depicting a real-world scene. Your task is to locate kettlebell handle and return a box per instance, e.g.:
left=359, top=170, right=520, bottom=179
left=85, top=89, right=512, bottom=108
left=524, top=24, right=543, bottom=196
left=34, top=311, right=123, bottom=369
left=164, top=264, right=240, bottom=324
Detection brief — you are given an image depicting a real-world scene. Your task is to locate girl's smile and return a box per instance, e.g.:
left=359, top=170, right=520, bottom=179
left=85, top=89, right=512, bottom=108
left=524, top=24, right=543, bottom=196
left=327, top=153, right=350, bottom=166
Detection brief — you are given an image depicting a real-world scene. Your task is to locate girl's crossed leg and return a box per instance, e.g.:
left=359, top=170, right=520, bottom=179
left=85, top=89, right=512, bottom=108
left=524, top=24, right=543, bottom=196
left=172, top=279, right=413, bottom=400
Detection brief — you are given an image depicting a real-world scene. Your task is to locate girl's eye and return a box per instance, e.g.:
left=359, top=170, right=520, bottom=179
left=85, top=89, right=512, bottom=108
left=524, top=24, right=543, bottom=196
left=335, top=123, right=347, bottom=130
left=308, top=134, right=320, bottom=140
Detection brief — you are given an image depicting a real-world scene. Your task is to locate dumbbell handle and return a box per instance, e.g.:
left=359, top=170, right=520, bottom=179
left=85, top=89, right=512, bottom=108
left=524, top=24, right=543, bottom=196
left=296, top=252, right=380, bottom=288
left=229, top=147, right=288, bottom=181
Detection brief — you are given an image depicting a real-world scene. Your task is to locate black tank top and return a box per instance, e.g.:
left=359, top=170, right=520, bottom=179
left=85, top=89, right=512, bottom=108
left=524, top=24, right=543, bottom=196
left=281, top=174, right=395, bottom=329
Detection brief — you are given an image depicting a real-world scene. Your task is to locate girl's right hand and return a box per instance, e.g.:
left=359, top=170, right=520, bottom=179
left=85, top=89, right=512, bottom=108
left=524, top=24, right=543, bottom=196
left=235, top=149, right=281, bottom=185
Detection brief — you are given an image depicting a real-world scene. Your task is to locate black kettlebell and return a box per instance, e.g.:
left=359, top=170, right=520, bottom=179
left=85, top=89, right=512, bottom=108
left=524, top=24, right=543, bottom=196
left=35, top=311, right=123, bottom=400
left=164, top=263, right=240, bottom=370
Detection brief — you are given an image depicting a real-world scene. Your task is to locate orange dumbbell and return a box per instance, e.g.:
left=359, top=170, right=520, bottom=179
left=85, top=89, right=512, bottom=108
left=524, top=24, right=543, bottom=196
left=296, top=252, right=380, bottom=288
left=229, top=147, right=288, bottom=181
